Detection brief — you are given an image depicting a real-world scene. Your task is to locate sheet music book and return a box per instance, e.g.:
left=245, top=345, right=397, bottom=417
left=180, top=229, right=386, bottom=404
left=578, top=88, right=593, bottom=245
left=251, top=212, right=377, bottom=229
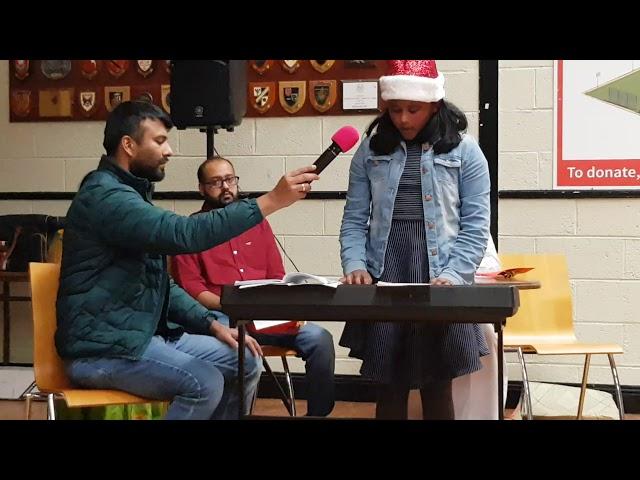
left=235, top=272, right=340, bottom=289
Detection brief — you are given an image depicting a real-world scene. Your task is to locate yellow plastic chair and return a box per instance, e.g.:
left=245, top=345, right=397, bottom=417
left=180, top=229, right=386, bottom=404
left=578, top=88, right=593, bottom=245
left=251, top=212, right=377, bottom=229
left=25, top=262, right=161, bottom=420
left=500, top=254, right=624, bottom=420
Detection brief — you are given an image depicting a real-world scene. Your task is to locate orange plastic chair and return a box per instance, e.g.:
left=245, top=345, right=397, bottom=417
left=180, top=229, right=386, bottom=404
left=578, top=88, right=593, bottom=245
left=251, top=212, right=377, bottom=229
left=25, top=262, right=159, bottom=420
left=500, top=254, right=624, bottom=420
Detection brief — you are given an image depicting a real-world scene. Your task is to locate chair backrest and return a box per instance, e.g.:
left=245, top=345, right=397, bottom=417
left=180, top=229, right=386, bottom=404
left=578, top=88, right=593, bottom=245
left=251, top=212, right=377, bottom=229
left=29, top=262, right=72, bottom=391
left=499, top=254, right=577, bottom=344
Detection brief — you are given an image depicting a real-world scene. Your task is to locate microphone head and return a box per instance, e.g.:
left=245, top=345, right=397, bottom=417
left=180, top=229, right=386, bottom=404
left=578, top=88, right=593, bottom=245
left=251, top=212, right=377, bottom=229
left=331, top=126, right=360, bottom=153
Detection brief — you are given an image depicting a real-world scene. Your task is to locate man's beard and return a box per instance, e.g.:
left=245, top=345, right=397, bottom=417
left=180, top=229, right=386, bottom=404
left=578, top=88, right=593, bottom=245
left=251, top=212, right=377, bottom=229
left=130, top=161, right=166, bottom=182
left=204, top=190, right=237, bottom=209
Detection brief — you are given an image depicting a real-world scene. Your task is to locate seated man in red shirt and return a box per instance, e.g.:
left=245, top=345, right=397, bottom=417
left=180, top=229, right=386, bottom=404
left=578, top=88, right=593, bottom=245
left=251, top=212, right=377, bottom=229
left=172, top=157, right=335, bottom=417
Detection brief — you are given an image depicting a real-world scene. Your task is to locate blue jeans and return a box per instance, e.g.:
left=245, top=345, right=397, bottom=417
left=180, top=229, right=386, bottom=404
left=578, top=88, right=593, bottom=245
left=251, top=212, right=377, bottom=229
left=217, top=313, right=336, bottom=416
left=64, top=333, right=262, bottom=420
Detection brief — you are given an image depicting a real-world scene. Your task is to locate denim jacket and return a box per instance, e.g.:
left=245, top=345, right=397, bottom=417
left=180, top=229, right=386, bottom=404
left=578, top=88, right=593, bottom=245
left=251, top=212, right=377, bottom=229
left=340, top=134, right=490, bottom=285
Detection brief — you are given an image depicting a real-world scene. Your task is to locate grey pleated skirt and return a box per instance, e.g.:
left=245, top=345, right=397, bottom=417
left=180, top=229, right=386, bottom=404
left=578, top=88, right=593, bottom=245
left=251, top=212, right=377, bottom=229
left=339, top=218, right=489, bottom=387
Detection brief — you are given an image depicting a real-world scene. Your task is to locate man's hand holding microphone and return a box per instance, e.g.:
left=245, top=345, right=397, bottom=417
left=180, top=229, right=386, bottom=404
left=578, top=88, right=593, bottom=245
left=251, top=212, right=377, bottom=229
left=257, top=125, right=360, bottom=217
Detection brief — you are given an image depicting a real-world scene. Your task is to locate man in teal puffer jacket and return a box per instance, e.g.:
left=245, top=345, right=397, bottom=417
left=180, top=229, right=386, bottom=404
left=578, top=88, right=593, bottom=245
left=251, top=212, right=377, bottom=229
left=55, top=101, right=319, bottom=420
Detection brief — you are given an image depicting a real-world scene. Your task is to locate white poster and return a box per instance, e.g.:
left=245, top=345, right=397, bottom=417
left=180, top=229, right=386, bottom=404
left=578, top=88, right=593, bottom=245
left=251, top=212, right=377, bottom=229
left=554, top=60, right=640, bottom=189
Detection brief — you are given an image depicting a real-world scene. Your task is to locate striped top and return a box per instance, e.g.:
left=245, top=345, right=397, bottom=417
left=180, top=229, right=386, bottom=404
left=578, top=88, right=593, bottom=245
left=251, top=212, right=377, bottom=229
left=392, top=141, right=424, bottom=220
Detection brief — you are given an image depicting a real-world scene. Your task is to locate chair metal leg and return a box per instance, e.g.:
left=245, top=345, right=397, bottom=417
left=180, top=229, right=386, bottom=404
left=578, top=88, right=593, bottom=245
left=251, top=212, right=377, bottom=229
left=47, top=393, right=56, bottom=420
left=24, top=393, right=32, bottom=420
left=513, top=347, right=533, bottom=420
left=249, top=381, right=258, bottom=415
left=24, top=392, right=48, bottom=420
left=281, top=356, right=296, bottom=417
left=608, top=354, right=625, bottom=420
left=22, top=380, right=38, bottom=420
left=262, top=357, right=294, bottom=415
left=577, top=354, right=591, bottom=420
left=20, top=380, right=37, bottom=399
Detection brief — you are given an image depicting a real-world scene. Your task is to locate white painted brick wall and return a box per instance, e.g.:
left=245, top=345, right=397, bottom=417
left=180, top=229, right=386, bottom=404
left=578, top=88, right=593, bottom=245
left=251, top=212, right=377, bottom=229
left=443, top=71, right=479, bottom=112
left=499, top=199, right=576, bottom=235
left=0, top=125, right=36, bottom=159
left=32, top=200, right=71, bottom=217
left=577, top=199, right=640, bottom=237
left=535, top=237, right=624, bottom=279
left=499, top=110, right=553, bottom=152
left=268, top=201, right=325, bottom=236
left=624, top=240, right=640, bottom=279
left=324, top=200, right=346, bottom=236
left=256, top=117, right=322, bottom=156
left=498, top=237, right=536, bottom=253
left=498, top=152, right=540, bottom=189
left=178, top=120, right=255, bottom=157
left=500, top=69, right=536, bottom=111
left=0, top=158, right=65, bottom=191
left=0, top=201, right=33, bottom=214
left=65, top=158, right=101, bottom=191
left=281, top=236, right=342, bottom=277
left=575, top=281, right=640, bottom=324
left=535, top=67, right=554, bottom=109
left=538, top=151, right=553, bottom=189
left=501, top=61, right=554, bottom=68
left=33, top=123, right=105, bottom=158
left=154, top=157, right=202, bottom=192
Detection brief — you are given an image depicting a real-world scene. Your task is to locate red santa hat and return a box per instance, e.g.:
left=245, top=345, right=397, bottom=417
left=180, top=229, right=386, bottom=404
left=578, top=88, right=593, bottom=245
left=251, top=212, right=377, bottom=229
left=379, top=60, right=445, bottom=103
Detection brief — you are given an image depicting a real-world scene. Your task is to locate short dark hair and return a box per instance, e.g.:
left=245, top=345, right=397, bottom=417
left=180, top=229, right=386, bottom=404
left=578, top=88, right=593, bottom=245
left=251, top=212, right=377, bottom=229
left=103, top=101, right=174, bottom=156
left=197, top=156, right=234, bottom=183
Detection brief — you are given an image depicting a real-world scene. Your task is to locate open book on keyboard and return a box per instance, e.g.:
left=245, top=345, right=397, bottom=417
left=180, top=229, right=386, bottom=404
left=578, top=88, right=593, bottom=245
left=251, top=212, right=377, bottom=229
left=234, top=272, right=341, bottom=289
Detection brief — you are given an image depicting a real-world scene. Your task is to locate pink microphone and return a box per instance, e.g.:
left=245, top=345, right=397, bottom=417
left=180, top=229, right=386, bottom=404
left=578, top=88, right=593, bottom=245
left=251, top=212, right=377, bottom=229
left=313, top=125, right=360, bottom=174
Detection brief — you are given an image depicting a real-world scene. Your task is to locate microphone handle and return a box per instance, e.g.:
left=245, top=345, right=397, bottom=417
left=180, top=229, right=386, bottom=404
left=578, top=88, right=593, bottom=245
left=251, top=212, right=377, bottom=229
left=313, top=143, right=342, bottom=174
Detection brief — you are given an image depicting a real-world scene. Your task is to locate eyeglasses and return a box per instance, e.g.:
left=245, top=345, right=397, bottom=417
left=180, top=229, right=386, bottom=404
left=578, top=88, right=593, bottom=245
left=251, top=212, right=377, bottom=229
left=202, top=176, right=240, bottom=188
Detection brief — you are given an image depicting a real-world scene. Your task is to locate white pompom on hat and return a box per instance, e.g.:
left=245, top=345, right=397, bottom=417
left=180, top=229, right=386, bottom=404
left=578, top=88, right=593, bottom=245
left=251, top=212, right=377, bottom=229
left=379, top=60, right=445, bottom=103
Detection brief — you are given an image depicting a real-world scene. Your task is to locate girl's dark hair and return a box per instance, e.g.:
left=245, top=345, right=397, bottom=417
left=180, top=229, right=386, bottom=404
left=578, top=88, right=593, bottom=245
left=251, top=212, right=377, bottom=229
left=366, top=100, right=468, bottom=155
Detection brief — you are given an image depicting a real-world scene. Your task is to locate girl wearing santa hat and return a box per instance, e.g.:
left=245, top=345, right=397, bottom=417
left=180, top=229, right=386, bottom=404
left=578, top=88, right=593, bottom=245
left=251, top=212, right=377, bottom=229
left=339, top=60, right=493, bottom=419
